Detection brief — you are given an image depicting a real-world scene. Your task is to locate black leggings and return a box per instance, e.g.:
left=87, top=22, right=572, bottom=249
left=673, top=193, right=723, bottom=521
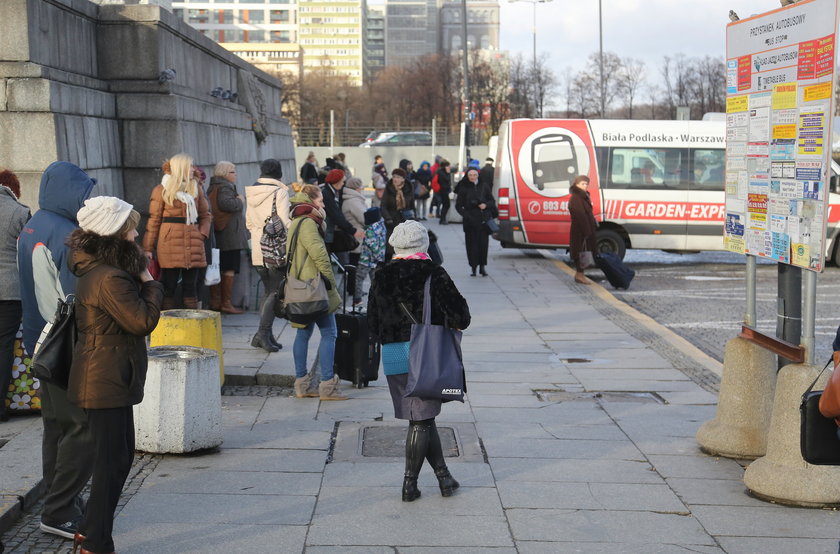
left=160, top=268, right=200, bottom=298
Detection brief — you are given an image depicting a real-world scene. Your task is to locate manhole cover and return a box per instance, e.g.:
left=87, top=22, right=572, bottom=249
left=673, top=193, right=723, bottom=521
left=361, top=426, right=460, bottom=458
left=535, top=389, right=665, bottom=404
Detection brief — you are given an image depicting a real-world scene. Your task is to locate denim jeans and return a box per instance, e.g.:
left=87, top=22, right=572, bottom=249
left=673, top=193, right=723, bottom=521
left=293, top=312, right=337, bottom=380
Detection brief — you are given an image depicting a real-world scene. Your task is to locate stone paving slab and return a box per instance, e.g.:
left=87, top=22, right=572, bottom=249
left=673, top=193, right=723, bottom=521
left=142, top=466, right=324, bottom=495
left=489, top=457, right=661, bottom=484
left=497, top=481, right=688, bottom=512
left=506, top=508, right=716, bottom=544
left=119, top=491, right=316, bottom=525
left=645, top=454, right=746, bottom=480
left=308, top=492, right=513, bottom=547
left=715, top=537, right=840, bottom=554
left=690, top=504, right=840, bottom=538
left=665, top=477, right=777, bottom=508
left=113, top=521, right=308, bottom=553
left=482, top=436, right=643, bottom=460
left=516, top=542, right=723, bottom=554
left=152, top=447, right=327, bottom=474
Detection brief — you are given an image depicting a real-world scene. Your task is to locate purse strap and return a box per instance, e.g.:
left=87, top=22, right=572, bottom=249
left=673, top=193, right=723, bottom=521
left=422, top=275, right=432, bottom=325
left=804, top=358, right=834, bottom=395
left=269, top=189, right=280, bottom=220
left=285, top=220, right=309, bottom=279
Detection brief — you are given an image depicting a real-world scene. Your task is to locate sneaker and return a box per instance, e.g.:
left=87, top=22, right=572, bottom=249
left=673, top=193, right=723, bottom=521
left=40, top=518, right=80, bottom=539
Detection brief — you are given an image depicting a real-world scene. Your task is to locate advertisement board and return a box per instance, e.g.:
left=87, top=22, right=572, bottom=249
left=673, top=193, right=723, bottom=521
left=724, top=0, right=839, bottom=271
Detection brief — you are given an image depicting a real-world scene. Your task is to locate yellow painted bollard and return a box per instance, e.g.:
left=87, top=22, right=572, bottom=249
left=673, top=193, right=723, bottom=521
left=150, top=310, right=225, bottom=385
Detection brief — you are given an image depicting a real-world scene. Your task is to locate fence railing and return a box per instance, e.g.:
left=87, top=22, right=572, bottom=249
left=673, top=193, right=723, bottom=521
left=294, top=125, right=489, bottom=147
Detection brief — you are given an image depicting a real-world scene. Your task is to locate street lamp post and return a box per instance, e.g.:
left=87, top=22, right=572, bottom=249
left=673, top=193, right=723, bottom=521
left=461, top=0, right=471, bottom=150
left=509, top=0, right=552, bottom=116
left=599, top=0, right=605, bottom=118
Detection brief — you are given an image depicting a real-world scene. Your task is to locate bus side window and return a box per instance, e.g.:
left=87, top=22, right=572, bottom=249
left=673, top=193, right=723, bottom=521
left=610, top=152, right=626, bottom=188
left=691, top=149, right=725, bottom=191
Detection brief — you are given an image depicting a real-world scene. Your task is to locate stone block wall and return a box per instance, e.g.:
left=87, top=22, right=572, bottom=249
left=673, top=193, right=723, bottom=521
left=0, top=0, right=294, bottom=219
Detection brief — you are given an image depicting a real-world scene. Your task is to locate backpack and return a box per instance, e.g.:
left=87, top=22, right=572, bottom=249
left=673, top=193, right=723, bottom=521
left=431, top=172, right=440, bottom=193
left=260, top=190, right=287, bottom=268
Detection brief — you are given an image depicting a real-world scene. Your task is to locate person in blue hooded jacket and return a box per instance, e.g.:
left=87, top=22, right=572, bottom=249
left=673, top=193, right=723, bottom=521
left=17, top=161, right=96, bottom=541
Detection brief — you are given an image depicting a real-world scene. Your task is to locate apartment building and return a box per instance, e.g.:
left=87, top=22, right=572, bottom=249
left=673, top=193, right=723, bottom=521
left=298, top=0, right=365, bottom=86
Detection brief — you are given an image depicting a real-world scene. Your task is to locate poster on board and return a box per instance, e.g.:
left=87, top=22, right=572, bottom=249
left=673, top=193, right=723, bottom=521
left=724, top=0, right=838, bottom=271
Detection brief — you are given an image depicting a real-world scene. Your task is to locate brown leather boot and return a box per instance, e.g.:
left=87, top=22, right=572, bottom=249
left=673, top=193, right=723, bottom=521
left=208, top=284, right=221, bottom=311
left=162, top=296, right=176, bottom=310
left=183, top=296, right=199, bottom=309
left=220, top=274, right=244, bottom=314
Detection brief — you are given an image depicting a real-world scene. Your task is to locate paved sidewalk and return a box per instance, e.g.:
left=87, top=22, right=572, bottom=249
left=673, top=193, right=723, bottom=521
left=3, top=221, right=840, bottom=552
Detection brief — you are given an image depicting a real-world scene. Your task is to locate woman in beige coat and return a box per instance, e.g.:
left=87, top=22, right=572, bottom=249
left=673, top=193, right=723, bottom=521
left=143, top=153, right=212, bottom=309
left=245, top=159, right=291, bottom=352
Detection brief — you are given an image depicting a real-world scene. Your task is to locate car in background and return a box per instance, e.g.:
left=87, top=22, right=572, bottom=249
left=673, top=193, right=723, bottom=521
left=359, top=131, right=433, bottom=147
left=362, top=131, right=381, bottom=145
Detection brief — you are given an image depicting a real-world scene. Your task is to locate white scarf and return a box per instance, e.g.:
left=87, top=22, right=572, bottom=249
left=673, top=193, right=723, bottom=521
left=175, top=191, right=198, bottom=225
left=162, top=174, right=199, bottom=225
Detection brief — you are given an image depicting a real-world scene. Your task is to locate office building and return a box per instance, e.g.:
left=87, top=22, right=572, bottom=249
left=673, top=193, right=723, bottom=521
left=365, top=5, right=386, bottom=82
left=384, top=0, right=439, bottom=68
left=171, top=1, right=298, bottom=45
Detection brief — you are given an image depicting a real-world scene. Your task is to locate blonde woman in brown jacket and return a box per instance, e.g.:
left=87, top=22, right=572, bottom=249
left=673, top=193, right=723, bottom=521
left=142, top=153, right=213, bottom=309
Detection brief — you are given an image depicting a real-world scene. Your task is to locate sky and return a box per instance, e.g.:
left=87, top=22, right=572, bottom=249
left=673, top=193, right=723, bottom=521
left=498, top=0, right=779, bottom=85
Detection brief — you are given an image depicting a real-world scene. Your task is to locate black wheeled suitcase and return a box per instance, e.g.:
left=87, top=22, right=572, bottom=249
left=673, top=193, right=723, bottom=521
left=331, top=260, right=381, bottom=388
left=595, top=252, right=635, bottom=289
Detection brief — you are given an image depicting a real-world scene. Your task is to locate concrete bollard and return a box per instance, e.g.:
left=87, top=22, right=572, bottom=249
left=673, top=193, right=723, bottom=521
left=743, top=362, right=840, bottom=507
left=150, top=309, right=225, bottom=385
left=134, top=346, right=223, bottom=454
left=696, top=337, right=777, bottom=459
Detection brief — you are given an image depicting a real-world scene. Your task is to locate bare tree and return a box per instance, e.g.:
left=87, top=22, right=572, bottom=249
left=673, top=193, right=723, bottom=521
left=530, top=52, right=558, bottom=117
left=618, top=57, right=645, bottom=119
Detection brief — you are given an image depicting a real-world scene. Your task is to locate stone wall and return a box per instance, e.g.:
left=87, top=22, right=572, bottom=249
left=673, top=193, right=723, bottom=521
left=0, top=0, right=294, bottom=217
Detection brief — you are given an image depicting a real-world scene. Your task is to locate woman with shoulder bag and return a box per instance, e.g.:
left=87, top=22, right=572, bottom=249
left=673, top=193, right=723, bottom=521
left=142, top=153, right=212, bottom=309
left=67, top=196, right=163, bottom=554
left=568, top=175, right=597, bottom=285
left=206, top=161, right=248, bottom=314
left=367, top=221, right=471, bottom=502
left=288, top=185, right=348, bottom=401
left=245, top=159, right=291, bottom=353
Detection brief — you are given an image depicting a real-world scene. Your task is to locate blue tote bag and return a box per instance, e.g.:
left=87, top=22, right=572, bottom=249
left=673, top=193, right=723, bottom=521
left=403, top=276, right=466, bottom=402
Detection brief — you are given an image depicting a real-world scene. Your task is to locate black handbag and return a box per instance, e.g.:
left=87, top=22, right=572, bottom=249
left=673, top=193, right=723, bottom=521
left=330, top=228, right=359, bottom=253
left=800, top=359, right=840, bottom=465
left=31, top=295, right=77, bottom=389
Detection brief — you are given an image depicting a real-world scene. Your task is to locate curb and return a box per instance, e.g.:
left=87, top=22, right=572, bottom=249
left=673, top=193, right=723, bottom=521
left=546, top=253, right=723, bottom=378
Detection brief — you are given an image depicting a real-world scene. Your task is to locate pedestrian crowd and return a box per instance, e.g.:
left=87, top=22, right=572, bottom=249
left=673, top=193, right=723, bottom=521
left=0, top=150, right=494, bottom=552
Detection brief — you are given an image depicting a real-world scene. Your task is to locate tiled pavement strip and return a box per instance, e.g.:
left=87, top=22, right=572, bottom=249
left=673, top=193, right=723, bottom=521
left=2, top=221, right=840, bottom=553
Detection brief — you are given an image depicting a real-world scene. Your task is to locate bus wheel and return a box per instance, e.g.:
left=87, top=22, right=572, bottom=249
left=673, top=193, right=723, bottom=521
left=596, top=229, right=626, bottom=260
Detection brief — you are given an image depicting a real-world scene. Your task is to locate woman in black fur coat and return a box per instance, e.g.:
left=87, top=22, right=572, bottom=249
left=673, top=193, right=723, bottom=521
left=367, top=220, right=471, bottom=502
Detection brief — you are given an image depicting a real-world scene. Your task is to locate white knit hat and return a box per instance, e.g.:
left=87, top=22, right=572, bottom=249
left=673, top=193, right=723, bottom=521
left=77, top=196, right=135, bottom=236
left=389, top=220, right=429, bottom=257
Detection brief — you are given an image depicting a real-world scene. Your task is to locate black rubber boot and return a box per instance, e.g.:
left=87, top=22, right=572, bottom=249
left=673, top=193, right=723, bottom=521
left=403, top=420, right=431, bottom=502
left=426, top=420, right=459, bottom=497
left=252, top=292, right=280, bottom=352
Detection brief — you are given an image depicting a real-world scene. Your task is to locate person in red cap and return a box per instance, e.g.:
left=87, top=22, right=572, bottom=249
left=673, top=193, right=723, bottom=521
left=321, top=170, right=364, bottom=258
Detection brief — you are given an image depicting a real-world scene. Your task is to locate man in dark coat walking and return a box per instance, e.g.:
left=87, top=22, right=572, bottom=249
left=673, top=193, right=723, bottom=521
left=479, top=158, right=494, bottom=189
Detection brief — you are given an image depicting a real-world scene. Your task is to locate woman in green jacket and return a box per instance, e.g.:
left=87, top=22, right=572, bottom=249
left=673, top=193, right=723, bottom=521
left=289, top=185, right=348, bottom=401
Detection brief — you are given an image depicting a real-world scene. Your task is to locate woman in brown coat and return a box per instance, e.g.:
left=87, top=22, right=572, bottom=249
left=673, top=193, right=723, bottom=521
left=142, top=153, right=212, bottom=309
left=67, top=196, right=163, bottom=554
left=568, top=175, right=598, bottom=285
